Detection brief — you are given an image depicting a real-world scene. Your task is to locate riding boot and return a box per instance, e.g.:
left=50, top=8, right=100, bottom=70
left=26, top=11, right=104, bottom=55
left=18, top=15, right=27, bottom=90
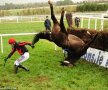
left=14, top=65, right=18, bottom=74
left=18, top=65, right=29, bottom=71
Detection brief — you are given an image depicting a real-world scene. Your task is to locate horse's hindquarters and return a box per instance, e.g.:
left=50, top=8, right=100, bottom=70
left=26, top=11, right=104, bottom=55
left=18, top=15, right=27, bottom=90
left=68, top=34, right=85, bottom=49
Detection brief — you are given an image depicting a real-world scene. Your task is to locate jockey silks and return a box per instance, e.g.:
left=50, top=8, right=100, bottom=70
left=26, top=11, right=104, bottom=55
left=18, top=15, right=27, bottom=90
left=7, top=42, right=31, bottom=59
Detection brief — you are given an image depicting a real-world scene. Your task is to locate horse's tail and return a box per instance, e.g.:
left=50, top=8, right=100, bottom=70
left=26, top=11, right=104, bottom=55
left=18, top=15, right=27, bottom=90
left=79, top=33, right=98, bottom=56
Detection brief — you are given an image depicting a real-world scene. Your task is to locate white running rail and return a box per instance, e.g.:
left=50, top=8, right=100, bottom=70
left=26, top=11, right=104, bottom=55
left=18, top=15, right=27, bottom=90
left=0, top=32, right=37, bottom=53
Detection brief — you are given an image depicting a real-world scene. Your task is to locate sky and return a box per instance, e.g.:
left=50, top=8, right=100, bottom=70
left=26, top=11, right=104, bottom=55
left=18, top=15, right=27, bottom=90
left=0, top=0, right=83, bottom=5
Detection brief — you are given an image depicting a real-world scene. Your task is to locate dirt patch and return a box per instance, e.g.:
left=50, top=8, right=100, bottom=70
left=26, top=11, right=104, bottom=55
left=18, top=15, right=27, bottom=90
left=32, top=76, right=49, bottom=83
left=1, top=79, right=10, bottom=83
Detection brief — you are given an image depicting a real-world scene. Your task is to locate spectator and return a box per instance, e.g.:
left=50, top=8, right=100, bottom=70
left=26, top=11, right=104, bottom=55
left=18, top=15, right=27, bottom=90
left=4, top=38, right=33, bottom=74
left=75, top=17, right=80, bottom=28
left=44, top=16, right=51, bottom=31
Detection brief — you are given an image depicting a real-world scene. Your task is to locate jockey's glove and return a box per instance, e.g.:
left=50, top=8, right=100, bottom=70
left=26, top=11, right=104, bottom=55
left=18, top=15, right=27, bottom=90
left=31, top=45, right=35, bottom=49
left=4, top=58, right=8, bottom=63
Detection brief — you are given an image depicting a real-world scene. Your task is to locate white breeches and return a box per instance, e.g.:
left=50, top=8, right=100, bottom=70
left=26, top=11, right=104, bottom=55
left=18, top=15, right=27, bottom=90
left=14, top=52, right=29, bottom=66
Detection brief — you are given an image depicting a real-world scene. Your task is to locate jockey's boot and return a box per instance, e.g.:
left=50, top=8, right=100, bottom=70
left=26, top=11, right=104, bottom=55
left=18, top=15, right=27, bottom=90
left=18, top=65, right=29, bottom=71
left=14, top=65, right=18, bottom=74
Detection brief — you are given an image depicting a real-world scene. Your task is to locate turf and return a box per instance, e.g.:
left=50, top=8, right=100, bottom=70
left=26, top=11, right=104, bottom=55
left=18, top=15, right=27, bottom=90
left=0, top=22, right=108, bottom=90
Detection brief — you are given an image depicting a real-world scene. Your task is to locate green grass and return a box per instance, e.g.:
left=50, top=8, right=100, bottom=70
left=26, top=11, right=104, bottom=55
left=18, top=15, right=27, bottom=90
left=0, top=22, right=108, bottom=90
left=0, top=22, right=45, bottom=34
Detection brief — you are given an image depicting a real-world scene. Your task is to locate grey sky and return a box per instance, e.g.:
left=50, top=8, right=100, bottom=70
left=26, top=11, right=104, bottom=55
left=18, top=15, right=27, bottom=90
left=0, top=0, right=61, bottom=5
left=0, top=0, right=83, bottom=5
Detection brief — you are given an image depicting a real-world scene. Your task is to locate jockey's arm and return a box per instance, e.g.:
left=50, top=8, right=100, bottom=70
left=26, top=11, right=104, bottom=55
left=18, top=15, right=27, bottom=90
left=6, top=48, right=16, bottom=59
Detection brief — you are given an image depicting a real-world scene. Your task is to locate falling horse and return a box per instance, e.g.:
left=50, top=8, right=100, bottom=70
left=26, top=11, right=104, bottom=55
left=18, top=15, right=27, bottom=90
left=32, top=1, right=98, bottom=67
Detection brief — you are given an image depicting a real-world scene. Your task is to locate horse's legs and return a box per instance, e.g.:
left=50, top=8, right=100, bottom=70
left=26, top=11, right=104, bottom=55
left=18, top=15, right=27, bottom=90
left=60, top=8, right=68, bottom=35
left=60, top=50, right=76, bottom=67
left=48, top=1, right=59, bottom=24
left=60, top=57, right=74, bottom=67
left=61, top=33, right=98, bottom=66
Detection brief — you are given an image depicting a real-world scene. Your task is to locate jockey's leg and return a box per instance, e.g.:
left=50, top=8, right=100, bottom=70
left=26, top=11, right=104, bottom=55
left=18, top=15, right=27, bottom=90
left=14, top=65, right=18, bottom=74
left=14, top=52, right=29, bottom=73
left=18, top=64, right=29, bottom=71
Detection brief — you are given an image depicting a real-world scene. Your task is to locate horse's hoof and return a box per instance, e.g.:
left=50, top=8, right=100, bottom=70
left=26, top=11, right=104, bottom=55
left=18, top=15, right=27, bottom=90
left=48, top=0, right=51, bottom=5
left=61, top=7, right=65, bottom=12
left=60, top=61, right=74, bottom=67
left=67, top=63, right=74, bottom=67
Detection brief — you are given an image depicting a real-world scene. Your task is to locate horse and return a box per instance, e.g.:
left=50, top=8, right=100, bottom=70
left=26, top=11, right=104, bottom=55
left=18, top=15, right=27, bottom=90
left=67, top=28, right=108, bottom=51
left=31, top=1, right=98, bottom=67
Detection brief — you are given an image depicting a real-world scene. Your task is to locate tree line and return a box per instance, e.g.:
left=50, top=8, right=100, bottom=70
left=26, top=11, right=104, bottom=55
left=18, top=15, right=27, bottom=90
left=0, top=0, right=73, bottom=10
left=0, top=5, right=77, bottom=16
left=1, top=2, right=108, bottom=16
left=77, top=3, right=108, bottom=12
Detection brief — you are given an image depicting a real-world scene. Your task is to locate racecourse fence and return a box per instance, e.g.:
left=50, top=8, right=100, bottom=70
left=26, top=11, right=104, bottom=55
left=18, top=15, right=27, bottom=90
left=0, top=33, right=37, bottom=53
left=73, top=13, right=108, bottom=30
left=0, top=13, right=108, bottom=30
left=0, top=32, right=57, bottom=54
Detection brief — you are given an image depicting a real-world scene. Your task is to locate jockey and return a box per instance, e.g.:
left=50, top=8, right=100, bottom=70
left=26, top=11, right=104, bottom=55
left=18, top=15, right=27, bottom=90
left=4, top=38, right=33, bottom=74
